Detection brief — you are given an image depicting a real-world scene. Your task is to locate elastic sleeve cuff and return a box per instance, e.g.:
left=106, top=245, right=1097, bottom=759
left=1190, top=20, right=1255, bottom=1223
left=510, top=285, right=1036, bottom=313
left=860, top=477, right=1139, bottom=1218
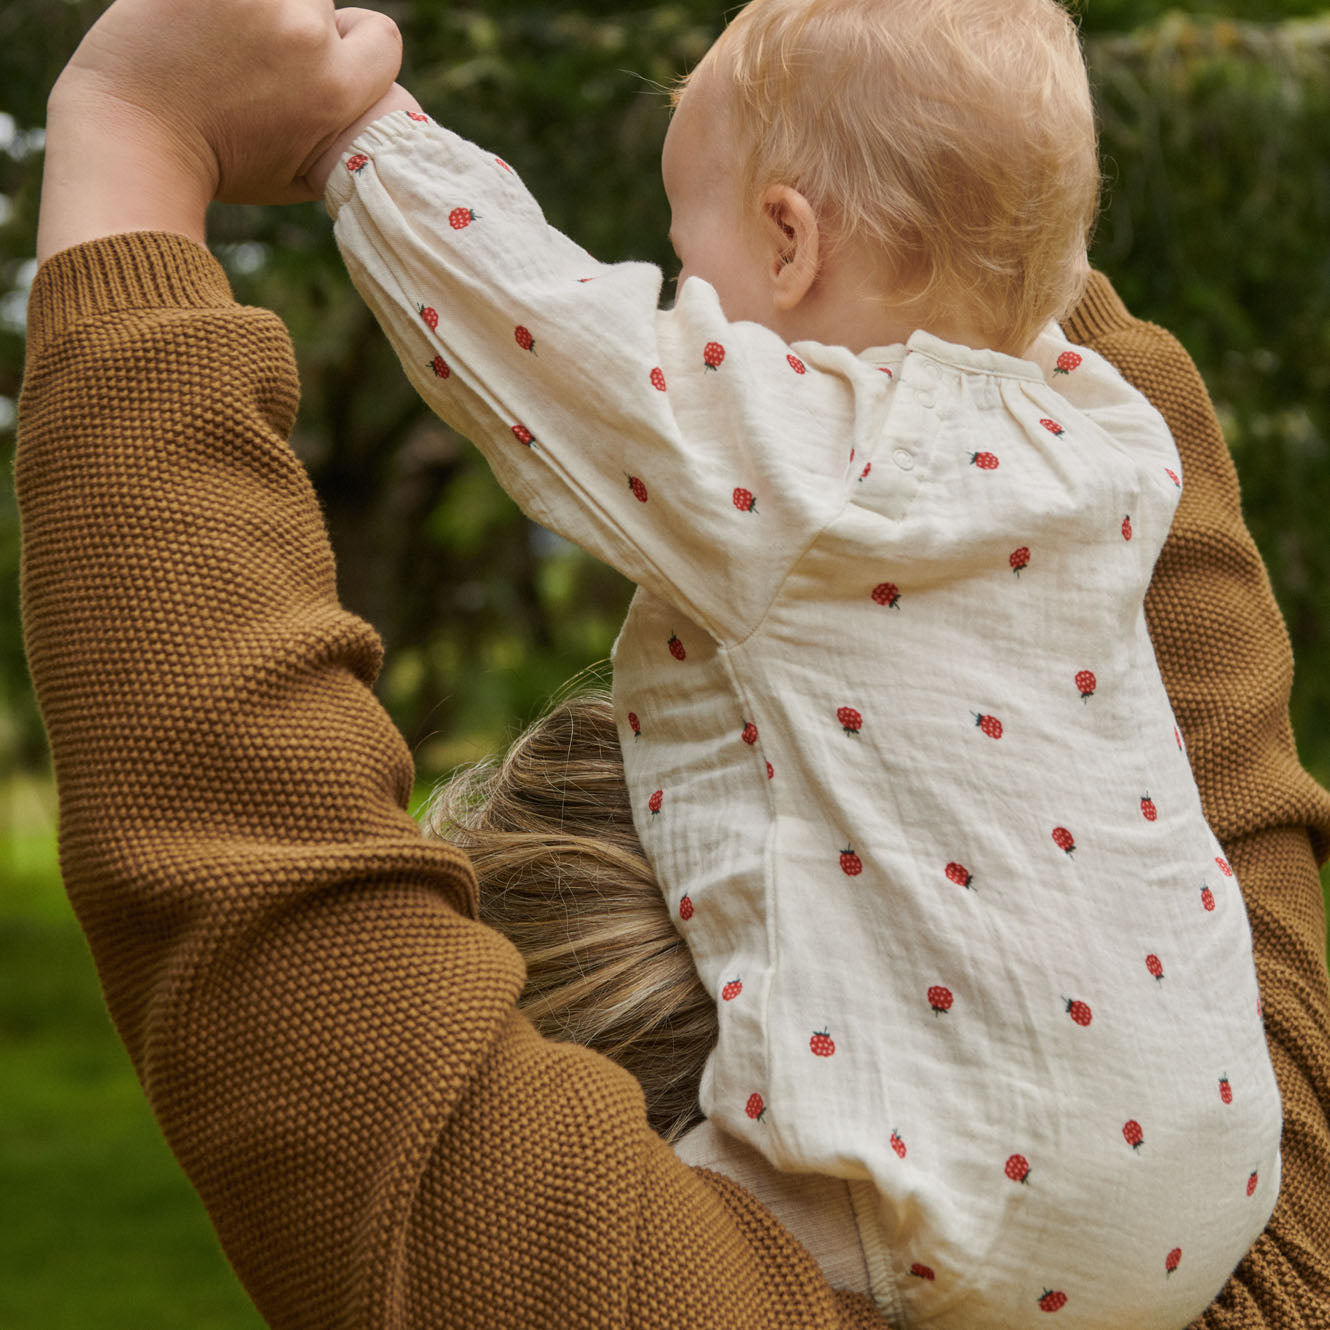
left=26, top=231, right=235, bottom=361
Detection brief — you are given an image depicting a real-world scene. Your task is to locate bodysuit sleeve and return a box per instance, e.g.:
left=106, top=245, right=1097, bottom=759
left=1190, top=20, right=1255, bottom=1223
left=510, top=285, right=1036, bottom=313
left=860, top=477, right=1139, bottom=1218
left=326, top=111, right=873, bottom=643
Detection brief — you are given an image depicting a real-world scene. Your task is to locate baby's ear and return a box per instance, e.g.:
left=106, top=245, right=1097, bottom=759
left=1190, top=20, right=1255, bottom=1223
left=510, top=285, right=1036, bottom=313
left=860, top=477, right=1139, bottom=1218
left=761, top=186, right=820, bottom=311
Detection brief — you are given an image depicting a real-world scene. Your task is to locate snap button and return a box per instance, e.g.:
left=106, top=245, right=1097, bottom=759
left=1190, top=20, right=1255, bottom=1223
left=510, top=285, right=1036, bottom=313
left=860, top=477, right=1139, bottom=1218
left=892, top=448, right=915, bottom=471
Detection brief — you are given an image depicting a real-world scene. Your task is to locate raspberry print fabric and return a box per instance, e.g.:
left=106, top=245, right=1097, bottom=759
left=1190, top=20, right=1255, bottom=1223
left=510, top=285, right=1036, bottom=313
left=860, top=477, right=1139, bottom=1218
left=327, top=114, right=1282, bottom=1328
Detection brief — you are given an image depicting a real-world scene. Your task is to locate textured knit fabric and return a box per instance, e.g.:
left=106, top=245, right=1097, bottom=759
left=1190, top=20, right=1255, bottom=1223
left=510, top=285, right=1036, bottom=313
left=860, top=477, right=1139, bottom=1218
left=15, top=223, right=1330, bottom=1329
left=327, top=113, right=1282, bottom=1327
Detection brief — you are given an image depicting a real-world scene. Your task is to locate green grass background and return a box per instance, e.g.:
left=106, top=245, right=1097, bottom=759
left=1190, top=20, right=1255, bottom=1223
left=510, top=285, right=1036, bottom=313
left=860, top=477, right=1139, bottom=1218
left=2, top=776, right=265, bottom=1329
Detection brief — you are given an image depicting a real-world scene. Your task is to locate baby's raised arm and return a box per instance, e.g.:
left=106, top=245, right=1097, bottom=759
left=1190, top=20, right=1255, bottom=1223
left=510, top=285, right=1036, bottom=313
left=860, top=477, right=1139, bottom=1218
left=327, top=113, right=875, bottom=644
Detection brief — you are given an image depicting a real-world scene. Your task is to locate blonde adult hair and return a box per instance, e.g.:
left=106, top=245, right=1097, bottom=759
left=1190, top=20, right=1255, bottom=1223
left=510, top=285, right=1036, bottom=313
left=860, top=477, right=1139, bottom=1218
left=422, top=684, right=715, bottom=1143
left=683, top=0, right=1100, bottom=352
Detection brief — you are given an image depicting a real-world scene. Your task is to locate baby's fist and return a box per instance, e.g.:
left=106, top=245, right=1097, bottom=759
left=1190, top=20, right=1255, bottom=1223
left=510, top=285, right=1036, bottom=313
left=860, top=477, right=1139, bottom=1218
left=303, top=84, right=425, bottom=199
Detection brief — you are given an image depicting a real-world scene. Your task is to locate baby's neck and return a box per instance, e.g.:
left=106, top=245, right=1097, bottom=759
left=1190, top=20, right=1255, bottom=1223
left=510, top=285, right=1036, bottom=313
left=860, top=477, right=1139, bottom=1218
left=801, top=293, right=1013, bottom=359
left=776, top=236, right=1017, bottom=357
left=858, top=309, right=1010, bottom=358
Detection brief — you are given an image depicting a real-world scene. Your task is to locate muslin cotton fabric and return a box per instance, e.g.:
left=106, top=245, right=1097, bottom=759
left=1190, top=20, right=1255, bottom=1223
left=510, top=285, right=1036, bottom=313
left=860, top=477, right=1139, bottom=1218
left=326, top=111, right=1282, bottom=1326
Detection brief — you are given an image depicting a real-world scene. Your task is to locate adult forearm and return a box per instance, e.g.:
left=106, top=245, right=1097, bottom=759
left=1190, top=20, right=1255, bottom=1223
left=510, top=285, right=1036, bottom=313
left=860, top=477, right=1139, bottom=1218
left=37, top=81, right=213, bottom=266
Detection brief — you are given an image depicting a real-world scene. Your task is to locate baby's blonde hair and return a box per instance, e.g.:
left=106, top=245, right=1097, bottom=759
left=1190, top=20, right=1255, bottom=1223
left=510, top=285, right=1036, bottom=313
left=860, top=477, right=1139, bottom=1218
left=423, top=685, right=715, bottom=1144
left=685, top=0, right=1100, bottom=352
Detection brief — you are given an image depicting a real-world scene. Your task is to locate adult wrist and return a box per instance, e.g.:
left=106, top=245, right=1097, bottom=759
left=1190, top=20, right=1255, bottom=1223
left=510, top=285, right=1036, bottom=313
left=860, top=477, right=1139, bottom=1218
left=37, top=80, right=217, bottom=266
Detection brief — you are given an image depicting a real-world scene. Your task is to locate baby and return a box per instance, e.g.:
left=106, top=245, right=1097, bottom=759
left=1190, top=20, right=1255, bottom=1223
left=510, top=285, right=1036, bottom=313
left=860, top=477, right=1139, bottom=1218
left=322, top=0, right=1281, bottom=1324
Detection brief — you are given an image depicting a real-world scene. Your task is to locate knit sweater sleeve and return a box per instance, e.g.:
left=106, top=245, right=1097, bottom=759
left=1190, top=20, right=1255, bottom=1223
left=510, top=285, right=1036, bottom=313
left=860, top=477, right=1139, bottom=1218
left=1066, top=272, right=1330, bottom=1327
left=15, top=231, right=886, bottom=1330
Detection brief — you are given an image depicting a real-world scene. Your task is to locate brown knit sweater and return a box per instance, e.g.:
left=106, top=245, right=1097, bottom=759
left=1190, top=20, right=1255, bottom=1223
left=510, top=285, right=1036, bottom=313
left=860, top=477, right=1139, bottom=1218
left=17, top=232, right=1330, bottom=1329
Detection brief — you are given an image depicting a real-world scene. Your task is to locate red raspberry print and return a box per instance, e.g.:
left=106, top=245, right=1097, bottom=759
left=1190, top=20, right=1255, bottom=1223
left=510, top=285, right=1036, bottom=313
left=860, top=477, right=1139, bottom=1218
left=837, top=706, right=863, bottom=736
left=766, top=761, right=774, bottom=780
left=721, top=978, right=742, bottom=1001
left=419, top=304, right=439, bottom=332
left=1165, top=467, right=1181, bottom=488
left=1075, top=669, right=1096, bottom=701
left=428, top=355, right=451, bottom=380
left=879, top=366, right=894, bottom=378
left=859, top=461, right=872, bottom=482
left=494, top=154, right=512, bottom=170
left=667, top=633, right=686, bottom=661
left=1053, top=350, right=1082, bottom=375
left=909, top=1263, right=936, bottom=1282
left=514, top=325, right=536, bottom=353
left=890, top=1130, right=907, bottom=1159
left=1140, top=793, right=1157, bottom=822
left=408, top=111, right=430, bottom=123
left=809, top=1029, right=836, bottom=1057
left=627, top=712, right=641, bottom=739
left=1174, top=725, right=1183, bottom=750
left=840, top=847, right=864, bottom=877
left=741, top=720, right=759, bottom=746
left=1122, top=514, right=1133, bottom=541
left=970, top=451, right=1000, bottom=470
left=787, top=353, right=807, bottom=374
left=678, top=893, right=693, bottom=921
left=1052, top=827, right=1076, bottom=856
left=1005, top=1154, right=1031, bottom=1184
left=871, top=582, right=902, bottom=609
left=1201, top=883, right=1215, bottom=912
left=703, top=341, right=726, bottom=371
left=345, top=153, right=370, bottom=174
left=1247, top=1170, right=1259, bottom=1197
left=1010, top=546, right=1030, bottom=576
left=448, top=207, right=478, bottom=230
left=745, top=1091, right=765, bottom=1121
left=648, top=789, right=663, bottom=815
left=1064, top=998, right=1093, bottom=1027
left=650, top=366, right=667, bottom=392
left=1219, top=1074, right=1233, bottom=1104
left=511, top=424, right=536, bottom=447
left=1040, top=418, right=1065, bottom=436
left=1215, top=855, right=1234, bottom=877
left=945, top=862, right=974, bottom=889
left=1146, top=953, right=1164, bottom=981
left=1039, top=1290, right=1067, bottom=1314
left=626, top=474, right=648, bottom=503
left=1165, top=1248, right=1182, bottom=1277
left=733, top=487, right=758, bottom=513
left=928, top=985, right=954, bottom=1015
left=1123, top=1119, right=1144, bottom=1151
left=973, top=712, right=1003, bottom=739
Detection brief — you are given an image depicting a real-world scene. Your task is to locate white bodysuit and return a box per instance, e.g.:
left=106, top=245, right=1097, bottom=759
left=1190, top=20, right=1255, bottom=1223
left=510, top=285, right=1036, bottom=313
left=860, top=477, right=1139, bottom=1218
left=327, top=112, right=1281, bottom=1329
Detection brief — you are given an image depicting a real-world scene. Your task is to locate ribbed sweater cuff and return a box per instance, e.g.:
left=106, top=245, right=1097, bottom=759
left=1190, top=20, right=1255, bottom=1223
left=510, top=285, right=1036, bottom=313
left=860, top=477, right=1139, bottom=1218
left=26, top=231, right=234, bottom=361
left=1063, top=270, right=1136, bottom=345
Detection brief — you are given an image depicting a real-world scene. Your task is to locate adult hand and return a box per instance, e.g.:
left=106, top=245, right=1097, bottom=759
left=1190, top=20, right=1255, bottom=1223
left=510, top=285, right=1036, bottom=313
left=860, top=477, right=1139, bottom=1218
left=37, top=0, right=405, bottom=263
left=50, top=0, right=403, bottom=206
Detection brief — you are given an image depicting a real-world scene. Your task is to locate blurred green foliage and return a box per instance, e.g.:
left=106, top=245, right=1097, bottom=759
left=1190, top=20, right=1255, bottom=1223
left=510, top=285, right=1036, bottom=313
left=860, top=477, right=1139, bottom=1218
left=2, top=3, right=1329, bottom=786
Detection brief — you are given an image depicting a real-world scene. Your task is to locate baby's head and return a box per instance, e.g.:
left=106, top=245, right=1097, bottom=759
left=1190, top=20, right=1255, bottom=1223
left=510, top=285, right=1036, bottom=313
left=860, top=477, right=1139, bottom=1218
left=665, top=0, right=1099, bottom=354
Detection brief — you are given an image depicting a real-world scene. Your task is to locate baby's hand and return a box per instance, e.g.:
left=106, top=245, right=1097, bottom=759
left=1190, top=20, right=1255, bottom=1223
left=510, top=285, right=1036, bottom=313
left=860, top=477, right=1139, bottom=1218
left=303, top=83, right=425, bottom=199
left=50, top=0, right=405, bottom=206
